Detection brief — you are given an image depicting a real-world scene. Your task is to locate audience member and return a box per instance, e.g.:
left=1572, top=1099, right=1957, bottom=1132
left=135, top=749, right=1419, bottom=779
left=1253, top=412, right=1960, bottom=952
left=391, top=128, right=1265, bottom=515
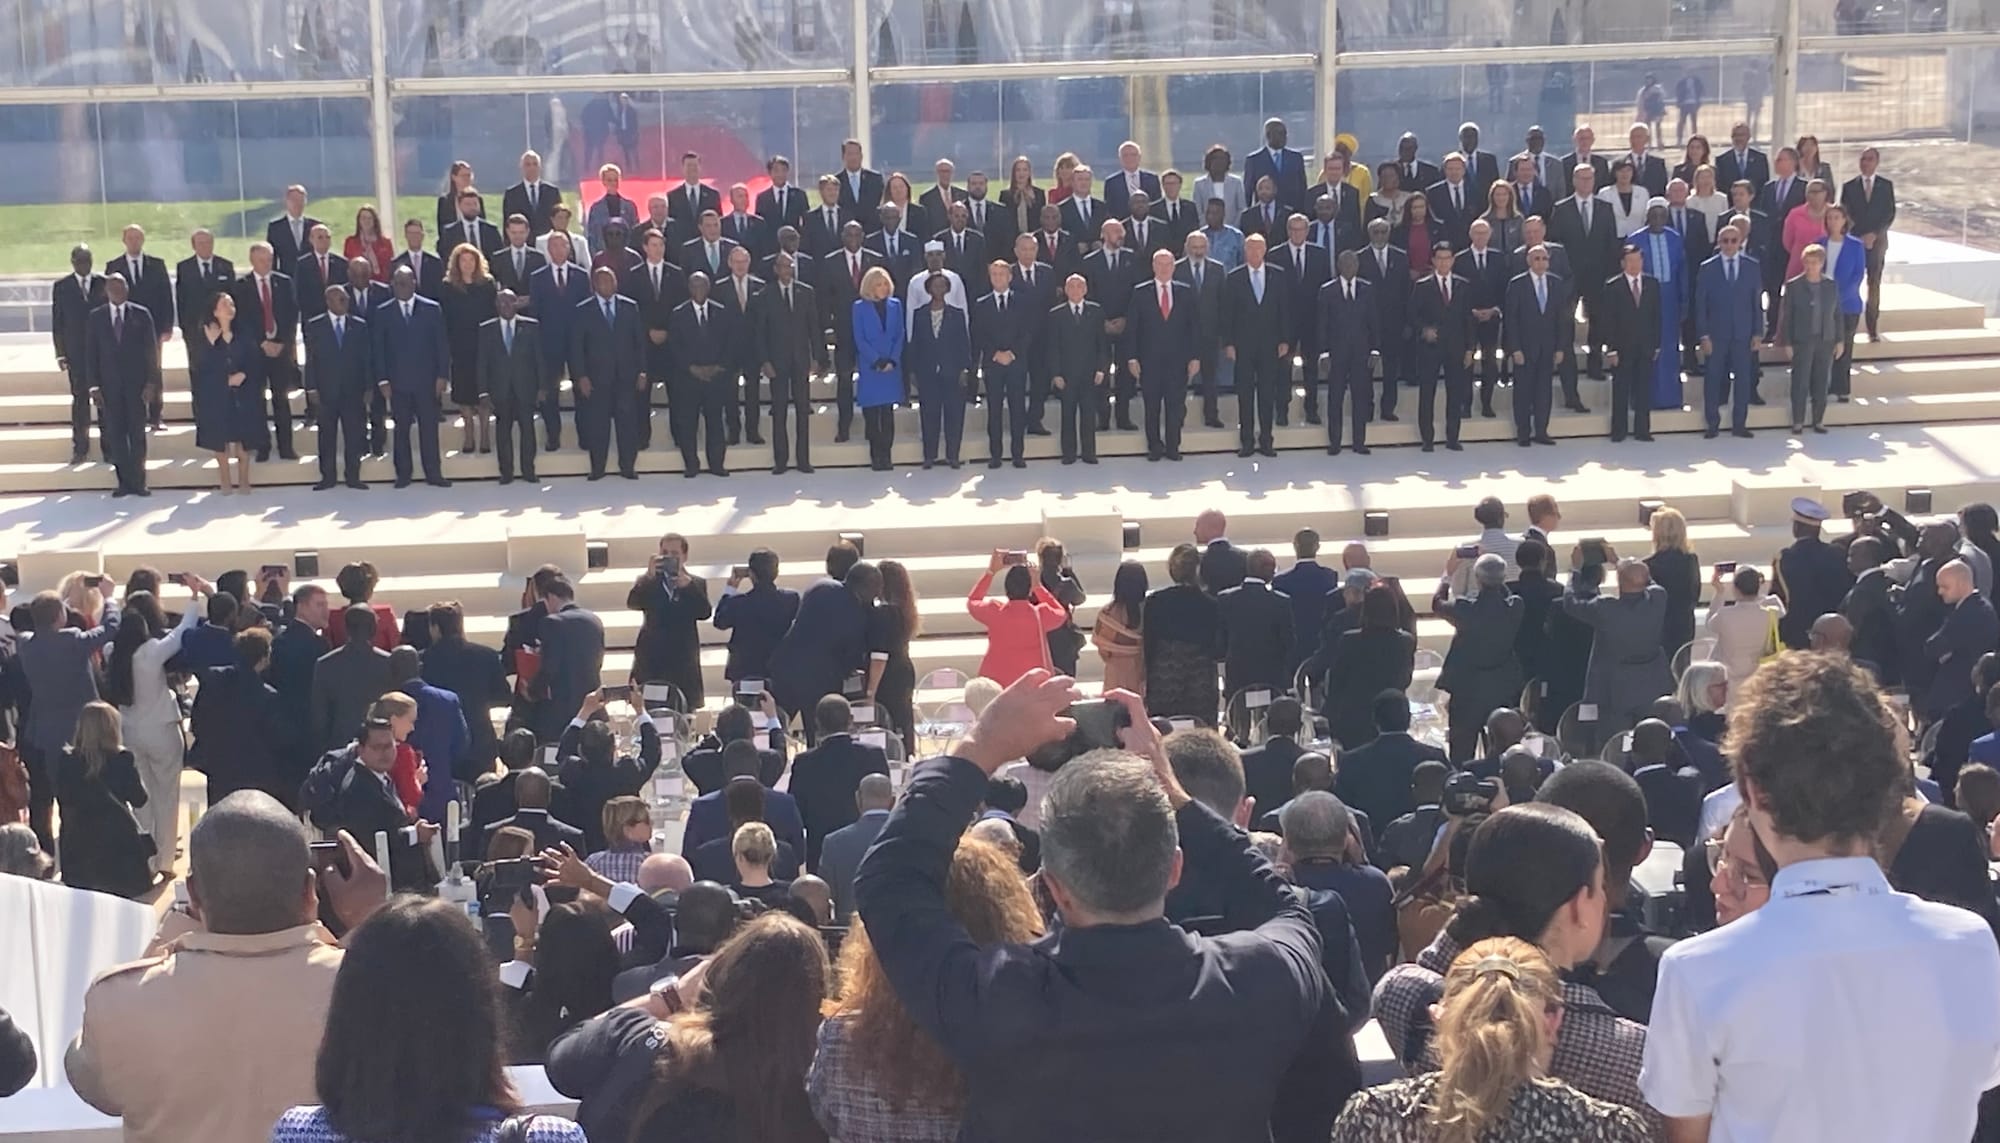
left=1705, top=566, right=1783, bottom=703
left=713, top=548, right=800, bottom=688
left=310, top=605, right=393, bottom=754
left=681, top=702, right=785, bottom=794
left=1625, top=718, right=1702, bottom=848
left=1432, top=552, right=1524, bottom=761
left=1376, top=760, right=1452, bottom=872
left=17, top=590, right=120, bottom=846
left=1143, top=543, right=1221, bottom=721
left=611, top=879, right=739, bottom=1002
left=789, top=695, right=891, bottom=871
left=1216, top=549, right=1295, bottom=696
left=419, top=602, right=509, bottom=775
left=1091, top=560, right=1148, bottom=697
left=1320, top=585, right=1417, bottom=748
left=1240, top=695, right=1307, bottom=818
left=1537, top=760, right=1672, bottom=1023
left=818, top=773, right=895, bottom=921
left=104, top=578, right=208, bottom=873
left=187, top=627, right=288, bottom=805
left=1336, top=689, right=1448, bottom=834
left=54, top=701, right=154, bottom=898
left=585, top=796, right=654, bottom=884
left=1280, top=790, right=1397, bottom=984
left=1562, top=556, right=1671, bottom=741
left=629, top=532, right=713, bottom=709
left=966, top=550, right=1067, bottom=684
left=555, top=691, right=663, bottom=851
left=502, top=896, right=619, bottom=1065
left=684, top=741, right=805, bottom=857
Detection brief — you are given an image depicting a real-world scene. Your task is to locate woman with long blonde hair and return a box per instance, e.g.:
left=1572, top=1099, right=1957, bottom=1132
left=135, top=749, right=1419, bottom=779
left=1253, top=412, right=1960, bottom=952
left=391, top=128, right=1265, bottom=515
left=1478, top=180, right=1523, bottom=259
left=1048, top=152, right=1081, bottom=205
left=870, top=559, right=921, bottom=756
left=810, top=838, right=1043, bottom=1141
left=1333, top=937, right=1649, bottom=1142
left=442, top=243, right=497, bottom=455
left=1643, top=505, right=1702, bottom=659
left=54, top=701, right=155, bottom=897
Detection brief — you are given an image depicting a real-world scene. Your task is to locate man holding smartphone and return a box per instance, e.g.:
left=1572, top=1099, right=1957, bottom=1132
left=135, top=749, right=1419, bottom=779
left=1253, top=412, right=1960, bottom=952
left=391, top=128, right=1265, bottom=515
left=627, top=532, right=711, bottom=709
left=713, top=548, right=799, bottom=688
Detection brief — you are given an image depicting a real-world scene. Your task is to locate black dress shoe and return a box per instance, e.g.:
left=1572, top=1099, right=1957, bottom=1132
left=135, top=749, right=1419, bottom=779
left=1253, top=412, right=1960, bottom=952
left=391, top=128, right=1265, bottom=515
left=395, top=477, right=413, bottom=488
left=1480, top=404, right=1497, bottom=419
left=522, top=470, right=538, bottom=482
left=1836, top=394, right=1850, bottom=403
left=1812, top=425, right=1828, bottom=434
left=1203, top=417, right=1225, bottom=429
left=111, top=487, right=129, bottom=498
left=346, top=479, right=368, bottom=490
left=69, top=449, right=86, bottom=465
left=426, top=477, right=452, bottom=487
left=1517, top=438, right=1532, bottom=447
left=1166, top=450, right=1182, bottom=461
left=1380, top=412, right=1400, bottom=422
left=622, top=470, right=640, bottom=480
left=681, top=469, right=699, bottom=479
left=1635, top=434, right=1654, bottom=442
left=1567, top=401, right=1592, bottom=414
left=1731, top=428, right=1755, bottom=438
left=1446, top=441, right=1464, bottom=451
left=1116, top=419, right=1138, bottom=432
left=834, top=429, right=851, bottom=443
left=255, top=451, right=271, bottom=463
left=313, top=480, right=337, bottom=491
left=135, top=488, right=150, bottom=497
left=987, top=458, right=1003, bottom=469
left=1258, top=446, right=1277, bottom=458
left=1237, top=446, right=1253, bottom=457
left=1275, top=412, right=1290, bottom=427
left=1326, top=445, right=1341, bottom=456
left=1013, top=458, right=1028, bottom=468
left=588, top=472, right=606, bottom=481
left=798, top=463, right=814, bottom=474
left=775, top=464, right=791, bottom=474
left=1352, top=445, right=1370, bottom=455
left=1421, top=442, right=1435, bottom=453
left=544, top=437, right=560, bottom=452
left=1060, top=457, right=1075, bottom=465
left=1146, top=452, right=1162, bottom=462
left=279, top=449, right=299, bottom=461
left=1534, top=435, right=1557, bottom=446
left=1748, top=395, right=1766, bottom=406
left=948, top=459, right=962, bottom=469
left=1027, top=424, right=1051, bottom=437
left=746, top=433, right=765, bottom=446
left=1081, top=455, right=1098, bottom=465
left=1304, top=411, right=1323, bottom=426
left=1703, top=428, right=1719, bottom=439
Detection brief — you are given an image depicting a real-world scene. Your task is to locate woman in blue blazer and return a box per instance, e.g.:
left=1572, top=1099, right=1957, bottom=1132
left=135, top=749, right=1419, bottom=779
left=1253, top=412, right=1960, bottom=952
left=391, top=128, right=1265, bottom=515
left=905, top=270, right=974, bottom=468
left=852, top=266, right=905, bottom=471
left=1819, top=204, right=1868, bottom=401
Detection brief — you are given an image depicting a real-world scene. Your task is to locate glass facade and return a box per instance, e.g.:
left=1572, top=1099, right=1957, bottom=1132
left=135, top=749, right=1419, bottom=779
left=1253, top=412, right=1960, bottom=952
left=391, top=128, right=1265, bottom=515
left=0, top=0, right=1990, bottom=275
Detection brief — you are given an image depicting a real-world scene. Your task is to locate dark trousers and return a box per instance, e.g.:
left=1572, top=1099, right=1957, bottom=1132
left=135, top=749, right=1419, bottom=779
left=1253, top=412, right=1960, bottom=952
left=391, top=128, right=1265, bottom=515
left=102, top=383, right=147, bottom=492
left=1559, top=292, right=1586, bottom=404
left=1326, top=348, right=1373, bottom=450
left=1703, top=338, right=1755, bottom=430
left=1609, top=352, right=1651, bottom=440
left=729, top=365, right=763, bottom=442
left=1447, top=701, right=1484, bottom=763
left=262, top=349, right=298, bottom=456
left=1472, top=318, right=1503, bottom=409
left=1057, top=377, right=1097, bottom=461
left=1761, top=258, right=1786, bottom=338
left=1097, top=331, right=1132, bottom=429
left=1513, top=349, right=1554, bottom=441
left=639, top=342, right=671, bottom=449
left=1139, top=363, right=1187, bottom=455
left=832, top=339, right=858, bottom=436
left=1027, top=355, right=1054, bottom=428
left=1863, top=234, right=1887, bottom=336
left=1194, top=345, right=1220, bottom=422
left=578, top=381, right=641, bottom=476
left=919, top=371, right=967, bottom=463
left=65, top=365, right=98, bottom=457
left=390, top=386, right=444, bottom=481
left=864, top=403, right=895, bottom=466
left=366, top=380, right=390, bottom=453
left=1289, top=336, right=1321, bottom=420
left=984, top=359, right=1028, bottom=462
left=769, top=369, right=813, bottom=470
left=538, top=362, right=566, bottom=448
left=1378, top=336, right=1405, bottom=416
left=23, top=741, right=53, bottom=850
left=1578, top=284, right=1608, bottom=377
left=1236, top=345, right=1283, bottom=449
left=670, top=372, right=727, bottom=473
left=1412, top=344, right=1467, bottom=446
left=492, top=397, right=537, bottom=479
left=1830, top=312, right=1860, bottom=397
left=316, top=390, right=366, bottom=483
left=182, top=331, right=207, bottom=426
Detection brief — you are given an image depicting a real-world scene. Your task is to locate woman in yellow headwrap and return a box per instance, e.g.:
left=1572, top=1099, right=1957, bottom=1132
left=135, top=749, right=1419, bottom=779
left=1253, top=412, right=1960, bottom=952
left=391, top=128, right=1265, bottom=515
left=1336, top=134, right=1373, bottom=198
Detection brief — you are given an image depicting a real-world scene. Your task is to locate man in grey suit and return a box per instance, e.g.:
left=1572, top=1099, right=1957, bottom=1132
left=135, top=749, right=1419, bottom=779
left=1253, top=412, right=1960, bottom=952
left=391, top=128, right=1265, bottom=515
left=1782, top=244, right=1843, bottom=434
left=530, top=576, right=605, bottom=745
left=310, top=605, right=393, bottom=753
left=1560, top=557, right=1671, bottom=747
left=478, top=289, right=545, bottom=484
left=18, top=591, right=120, bottom=846
left=818, top=773, right=894, bottom=921
left=1174, top=231, right=1228, bottom=432
left=757, top=252, right=827, bottom=475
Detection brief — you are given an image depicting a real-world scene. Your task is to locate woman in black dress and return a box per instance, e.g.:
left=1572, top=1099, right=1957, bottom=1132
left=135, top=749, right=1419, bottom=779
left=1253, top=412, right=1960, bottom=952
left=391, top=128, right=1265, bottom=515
left=1036, top=538, right=1087, bottom=677
left=55, top=701, right=155, bottom=898
left=1325, top=585, right=1417, bottom=749
left=436, top=159, right=476, bottom=234
left=190, top=291, right=261, bottom=495
left=441, top=244, right=497, bottom=456
left=1644, top=507, right=1702, bottom=661
left=1143, top=544, right=1220, bottom=723
left=870, top=559, right=920, bottom=758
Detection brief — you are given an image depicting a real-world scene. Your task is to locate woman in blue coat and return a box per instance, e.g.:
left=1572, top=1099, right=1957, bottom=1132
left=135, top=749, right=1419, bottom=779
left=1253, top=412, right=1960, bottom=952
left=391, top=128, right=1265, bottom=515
left=191, top=291, right=264, bottom=494
left=905, top=270, right=974, bottom=469
left=852, top=266, right=905, bottom=471
left=1818, top=203, right=1868, bottom=402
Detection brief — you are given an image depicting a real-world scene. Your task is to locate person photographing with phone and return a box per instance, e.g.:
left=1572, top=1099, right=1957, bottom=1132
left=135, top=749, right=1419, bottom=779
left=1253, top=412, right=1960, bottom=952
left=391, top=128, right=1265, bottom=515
left=628, top=532, right=711, bottom=711
left=965, top=548, right=1070, bottom=685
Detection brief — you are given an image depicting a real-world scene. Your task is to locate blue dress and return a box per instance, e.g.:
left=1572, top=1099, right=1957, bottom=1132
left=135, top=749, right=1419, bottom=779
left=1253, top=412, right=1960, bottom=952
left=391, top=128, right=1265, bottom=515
left=1635, top=225, right=1687, bottom=409
left=191, top=332, right=266, bottom=452
left=271, top=1106, right=585, bottom=1143
left=852, top=297, right=906, bottom=409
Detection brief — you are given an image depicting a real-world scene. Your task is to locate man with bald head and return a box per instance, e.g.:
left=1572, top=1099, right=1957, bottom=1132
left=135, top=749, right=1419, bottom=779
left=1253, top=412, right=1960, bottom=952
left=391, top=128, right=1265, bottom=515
left=1563, top=556, right=1672, bottom=741
left=817, top=772, right=895, bottom=920
left=1083, top=215, right=1143, bottom=431
left=637, top=852, right=694, bottom=896
left=1126, top=247, right=1198, bottom=460
left=1922, top=559, right=1999, bottom=720
left=1195, top=509, right=1247, bottom=594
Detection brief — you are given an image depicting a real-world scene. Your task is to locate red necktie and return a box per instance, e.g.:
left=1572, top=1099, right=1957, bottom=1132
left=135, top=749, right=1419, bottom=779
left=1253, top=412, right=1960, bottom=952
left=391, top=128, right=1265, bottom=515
left=1158, top=284, right=1171, bottom=319
left=850, top=254, right=861, bottom=287
left=259, top=276, right=274, bottom=335
left=1632, top=277, right=1641, bottom=306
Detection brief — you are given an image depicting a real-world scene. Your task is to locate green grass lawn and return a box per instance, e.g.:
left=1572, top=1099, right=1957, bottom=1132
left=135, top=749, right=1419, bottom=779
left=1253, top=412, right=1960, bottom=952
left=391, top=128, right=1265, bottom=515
left=0, top=196, right=445, bottom=277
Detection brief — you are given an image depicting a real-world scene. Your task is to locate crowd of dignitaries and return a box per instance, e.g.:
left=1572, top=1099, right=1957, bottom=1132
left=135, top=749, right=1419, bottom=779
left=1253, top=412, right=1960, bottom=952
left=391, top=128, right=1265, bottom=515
left=51, top=115, right=1894, bottom=495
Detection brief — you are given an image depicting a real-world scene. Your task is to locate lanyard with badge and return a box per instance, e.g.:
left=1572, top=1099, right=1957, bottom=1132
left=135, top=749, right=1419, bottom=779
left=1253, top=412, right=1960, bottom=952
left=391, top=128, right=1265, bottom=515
left=1777, top=873, right=1886, bottom=900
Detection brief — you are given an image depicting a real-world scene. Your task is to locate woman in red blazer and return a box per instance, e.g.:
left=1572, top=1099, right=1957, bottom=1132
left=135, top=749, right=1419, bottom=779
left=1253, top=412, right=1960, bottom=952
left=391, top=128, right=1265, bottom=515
left=343, top=204, right=394, bottom=282
left=966, top=550, right=1068, bottom=685
left=324, top=560, right=402, bottom=651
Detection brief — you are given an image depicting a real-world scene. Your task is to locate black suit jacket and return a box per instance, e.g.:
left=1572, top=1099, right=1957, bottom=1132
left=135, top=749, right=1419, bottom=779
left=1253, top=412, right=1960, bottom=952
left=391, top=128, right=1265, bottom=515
left=819, top=247, right=885, bottom=342
left=570, top=295, right=647, bottom=388
left=1059, top=197, right=1111, bottom=256
left=438, top=218, right=505, bottom=260
left=863, top=230, right=922, bottom=291
left=1840, top=175, right=1897, bottom=239
left=1462, top=150, right=1503, bottom=198
left=803, top=204, right=849, bottom=260
left=51, top=273, right=106, bottom=372
left=1549, top=195, right=1619, bottom=288
left=311, top=642, right=393, bottom=752
left=1334, top=732, right=1449, bottom=830
left=918, top=184, right=970, bottom=226
left=1155, top=198, right=1199, bottom=246
left=265, top=214, right=323, bottom=276
left=677, top=236, right=742, bottom=283
left=1240, top=737, right=1304, bottom=822
left=1223, top=263, right=1293, bottom=357
left=1715, top=148, right=1770, bottom=194
left=1244, top=146, right=1311, bottom=213
left=534, top=604, right=606, bottom=738
left=1123, top=215, right=1171, bottom=258
left=1455, top=246, right=1509, bottom=315
left=291, top=251, right=348, bottom=321
left=477, top=316, right=544, bottom=407
left=84, top=304, right=162, bottom=397
left=1007, top=261, right=1058, bottom=331
left=1126, top=279, right=1197, bottom=375
left=790, top=732, right=891, bottom=871
left=303, top=311, right=374, bottom=401
left=330, top=764, right=428, bottom=888
left=1238, top=200, right=1288, bottom=241
left=972, top=289, right=1035, bottom=365
left=1200, top=539, right=1249, bottom=595
left=492, top=245, right=549, bottom=294
left=503, top=181, right=562, bottom=235
left=1273, top=242, right=1331, bottom=344
left=935, top=227, right=987, bottom=278
left=667, top=299, right=735, bottom=372
left=668, top=183, right=724, bottom=239
left=422, top=634, right=511, bottom=769
left=1173, top=257, right=1227, bottom=349
left=713, top=582, right=802, bottom=682
left=1316, top=276, right=1380, bottom=359
left=757, top=183, right=811, bottom=233
left=1081, top=246, right=1143, bottom=325
left=1030, top=228, right=1079, bottom=281
left=1408, top=273, right=1475, bottom=356
left=1600, top=273, right=1663, bottom=362
left=103, top=253, right=173, bottom=333
left=758, top=248, right=813, bottom=286
left=1044, top=299, right=1109, bottom=384
left=836, top=168, right=885, bottom=225
left=714, top=275, right=765, bottom=366
left=173, top=256, right=234, bottom=338
left=1216, top=581, right=1294, bottom=693
left=625, top=259, right=685, bottom=341
left=628, top=571, right=711, bottom=705
left=1102, top=169, right=1163, bottom=217
left=1560, top=153, right=1612, bottom=200
left=758, top=278, right=827, bottom=376
left=721, top=212, right=769, bottom=260
left=1354, top=245, right=1411, bottom=331
left=1626, top=153, right=1670, bottom=199
left=1757, top=175, right=1809, bottom=226
left=1667, top=206, right=1711, bottom=269
left=1425, top=181, right=1480, bottom=248
left=392, top=248, right=447, bottom=300
left=1503, top=273, right=1574, bottom=358
left=1305, top=183, right=1365, bottom=252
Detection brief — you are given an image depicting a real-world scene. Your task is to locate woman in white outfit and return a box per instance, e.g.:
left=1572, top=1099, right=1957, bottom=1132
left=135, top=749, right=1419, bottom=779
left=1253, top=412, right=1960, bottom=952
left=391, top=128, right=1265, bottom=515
left=101, top=574, right=211, bottom=874
left=1703, top=565, right=1784, bottom=706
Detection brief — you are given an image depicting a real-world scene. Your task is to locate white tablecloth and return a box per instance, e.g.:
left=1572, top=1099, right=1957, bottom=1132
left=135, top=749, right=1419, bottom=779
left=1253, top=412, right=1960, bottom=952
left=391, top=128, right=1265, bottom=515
left=0, top=877, right=156, bottom=1091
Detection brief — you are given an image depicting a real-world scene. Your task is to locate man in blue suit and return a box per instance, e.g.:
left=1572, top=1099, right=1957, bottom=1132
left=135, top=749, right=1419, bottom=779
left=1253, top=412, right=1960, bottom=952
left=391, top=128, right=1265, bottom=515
left=527, top=233, right=590, bottom=451
left=1317, top=250, right=1379, bottom=456
left=1694, top=222, right=1764, bottom=438
left=1243, top=117, right=1310, bottom=215
left=372, top=265, right=451, bottom=487
left=573, top=265, right=650, bottom=480
left=1503, top=245, right=1573, bottom=447
left=1126, top=250, right=1198, bottom=461
left=303, top=285, right=373, bottom=490
left=681, top=742, right=806, bottom=858
left=1103, top=141, right=1164, bottom=221
left=1272, top=528, right=1340, bottom=675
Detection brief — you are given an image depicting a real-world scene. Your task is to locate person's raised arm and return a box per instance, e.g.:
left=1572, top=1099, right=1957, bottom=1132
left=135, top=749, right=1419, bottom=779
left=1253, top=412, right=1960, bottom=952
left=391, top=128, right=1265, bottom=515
left=635, top=715, right=662, bottom=780
left=1031, top=579, right=1067, bottom=630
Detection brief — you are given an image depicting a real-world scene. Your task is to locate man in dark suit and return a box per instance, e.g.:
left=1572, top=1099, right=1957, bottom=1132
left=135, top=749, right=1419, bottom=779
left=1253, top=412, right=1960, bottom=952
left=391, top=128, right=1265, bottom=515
left=625, top=229, right=681, bottom=450
left=265, top=184, right=320, bottom=277
left=789, top=696, right=891, bottom=871
left=1458, top=220, right=1510, bottom=418
left=666, top=273, right=733, bottom=478
left=85, top=274, right=160, bottom=497
left=1426, top=154, right=1479, bottom=249
left=1006, top=234, right=1058, bottom=433
left=491, top=215, right=547, bottom=294
left=1550, top=164, right=1619, bottom=382
left=758, top=253, right=827, bottom=475
left=936, top=201, right=987, bottom=278
left=481, top=766, right=585, bottom=855
left=1126, top=250, right=1198, bottom=461
left=1333, top=690, right=1449, bottom=831
left=419, top=603, right=509, bottom=777
left=1155, top=171, right=1198, bottom=247
left=174, top=230, right=234, bottom=418
left=866, top=204, right=922, bottom=294
left=628, top=534, right=711, bottom=708
left=1275, top=214, right=1331, bottom=426
left=303, top=285, right=373, bottom=490
left=759, top=225, right=814, bottom=286
left=715, top=246, right=766, bottom=447
left=1602, top=244, right=1663, bottom=443
left=1394, top=133, right=1443, bottom=198
left=1196, top=509, right=1249, bottom=594
left=918, top=156, right=970, bottom=226
left=526, top=235, right=590, bottom=452
left=1757, top=147, right=1808, bottom=224
left=292, top=225, right=347, bottom=324
left=1103, top=142, right=1163, bottom=219
left=310, top=606, right=392, bottom=752
left=51, top=245, right=107, bottom=464
left=1623, top=124, right=1671, bottom=199
left=1046, top=274, right=1108, bottom=464
left=823, top=223, right=884, bottom=442
left=837, top=139, right=885, bottom=225
left=1306, top=156, right=1364, bottom=253
left=1032, top=204, right=1078, bottom=281
left=329, top=721, right=438, bottom=889
left=820, top=775, right=892, bottom=920
left=805, top=175, right=848, bottom=260
left=1216, top=550, right=1294, bottom=696
left=1505, top=155, right=1550, bottom=224
left=1243, top=117, right=1309, bottom=213
left=234, top=241, right=302, bottom=462
left=105, top=226, right=173, bottom=427
left=1432, top=556, right=1527, bottom=760
left=372, top=265, right=452, bottom=487
left=1667, top=181, right=1713, bottom=276
left=1272, top=531, right=1339, bottom=674
left=571, top=265, right=648, bottom=480
left=437, top=190, right=503, bottom=259
left=1456, top=122, right=1503, bottom=198
left=1407, top=243, right=1475, bottom=451
left=1082, top=220, right=1143, bottom=432
left=721, top=184, right=768, bottom=262
left=1841, top=147, right=1896, bottom=340
left=975, top=260, right=1036, bottom=468
left=503, top=149, right=561, bottom=236
left=1059, top=166, right=1108, bottom=258
left=1503, top=245, right=1573, bottom=447
left=530, top=577, right=605, bottom=746
left=1174, top=232, right=1228, bottom=431
left=758, top=155, right=810, bottom=234
left=1123, top=191, right=1170, bottom=258
left=1238, top=176, right=1286, bottom=241
left=478, top=289, right=544, bottom=484
left=1922, top=561, right=2000, bottom=720
left=1513, top=217, right=1587, bottom=411
left=1694, top=224, right=1764, bottom=438
left=269, top=584, right=330, bottom=765
left=668, top=151, right=723, bottom=240
left=392, top=219, right=446, bottom=300
left=1715, top=122, right=1770, bottom=195
left=1224, top=235, right=1292, bottom=457
left=678, top=210, right=741, bottom=285
left=1355, top=221, right=1410, bottom=422
left=1317, top=251, right=1379, bottom=456
left=713, top=549, right=802, bottom=686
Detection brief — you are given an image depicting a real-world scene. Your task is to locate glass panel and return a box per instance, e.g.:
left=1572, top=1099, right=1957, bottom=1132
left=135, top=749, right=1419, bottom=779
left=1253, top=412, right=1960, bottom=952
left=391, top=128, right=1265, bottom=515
left=386, top=0, right=849, bottom=78
left=1800, top=0, right=1988, bottom=36
left=0, top=97, right=371, bottom=275
left=1340, top=0, right=1779, bottom=49
left=3, top=0, right=368, bottom=84
left=868, top=0, right=1316, bottom=63
left=869, top=71, right=1314, bottom=189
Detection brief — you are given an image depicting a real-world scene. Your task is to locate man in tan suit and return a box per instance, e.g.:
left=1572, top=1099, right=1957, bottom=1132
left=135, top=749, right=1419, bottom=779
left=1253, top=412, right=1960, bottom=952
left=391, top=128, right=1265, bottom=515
left=65, top=793, right=384, bottom=1143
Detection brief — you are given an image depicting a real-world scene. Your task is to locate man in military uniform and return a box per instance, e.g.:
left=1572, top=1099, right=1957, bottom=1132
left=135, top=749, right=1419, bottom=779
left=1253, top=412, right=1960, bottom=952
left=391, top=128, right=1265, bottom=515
left=1773, top=497, right=1854, bottom=650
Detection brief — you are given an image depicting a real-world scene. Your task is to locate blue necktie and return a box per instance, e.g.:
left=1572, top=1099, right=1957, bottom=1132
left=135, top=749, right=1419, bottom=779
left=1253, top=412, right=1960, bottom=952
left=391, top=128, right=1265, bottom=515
left=503, top=321, right=513, bottom=353
left=602, top=299, right=614, bottom=324
left=1535, top=277, right=1546, bottom=312
left=333, top=318, right=343, bottom=347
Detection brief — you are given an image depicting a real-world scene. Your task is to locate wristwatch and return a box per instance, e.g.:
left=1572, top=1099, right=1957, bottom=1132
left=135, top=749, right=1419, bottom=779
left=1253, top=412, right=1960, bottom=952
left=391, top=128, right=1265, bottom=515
left=649, top=974, right=684, bottom=1016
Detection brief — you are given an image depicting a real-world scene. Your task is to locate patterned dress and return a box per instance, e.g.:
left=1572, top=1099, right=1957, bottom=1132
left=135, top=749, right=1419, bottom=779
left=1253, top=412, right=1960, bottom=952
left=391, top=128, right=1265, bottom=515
left=1331, top=1073, right=1651, bottom=1142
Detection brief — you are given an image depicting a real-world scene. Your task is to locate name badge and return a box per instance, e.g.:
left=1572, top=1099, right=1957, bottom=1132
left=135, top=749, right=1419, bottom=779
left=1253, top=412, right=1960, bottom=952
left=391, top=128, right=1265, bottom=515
left=643, top=683, right=673, bottom=704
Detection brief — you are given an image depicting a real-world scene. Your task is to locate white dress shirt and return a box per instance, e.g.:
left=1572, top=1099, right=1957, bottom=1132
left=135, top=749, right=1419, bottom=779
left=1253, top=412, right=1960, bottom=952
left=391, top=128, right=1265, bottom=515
left=1641, top=856, right=2000, bottom=1142
left=903, top=268, right=965, bottom=336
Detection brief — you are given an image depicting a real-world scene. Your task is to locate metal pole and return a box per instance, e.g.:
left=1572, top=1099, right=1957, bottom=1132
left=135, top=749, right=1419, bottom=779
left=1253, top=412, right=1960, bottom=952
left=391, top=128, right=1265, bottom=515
left=367, top=0, right=396, bottom=234
left=852, top=0, right=872, bottom=163
left=1318, top=0, right=1338, bottom=155
left=1773, top=0, right=1800, bottom=148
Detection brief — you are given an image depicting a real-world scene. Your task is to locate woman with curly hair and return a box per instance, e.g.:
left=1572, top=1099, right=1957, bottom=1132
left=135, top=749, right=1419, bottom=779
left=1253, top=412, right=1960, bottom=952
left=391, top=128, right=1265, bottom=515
left=442, top=243, right=497, bottom=455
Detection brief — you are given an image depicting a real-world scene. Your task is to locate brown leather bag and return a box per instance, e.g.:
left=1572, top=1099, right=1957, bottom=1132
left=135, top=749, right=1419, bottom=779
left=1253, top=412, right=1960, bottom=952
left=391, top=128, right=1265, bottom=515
left=0, top=742, right=28, bottom=824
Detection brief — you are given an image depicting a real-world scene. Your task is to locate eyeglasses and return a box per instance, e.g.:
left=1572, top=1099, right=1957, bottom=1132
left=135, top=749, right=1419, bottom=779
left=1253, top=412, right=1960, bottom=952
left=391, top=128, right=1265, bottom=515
left=1705, top=837, right=1770, bottom=893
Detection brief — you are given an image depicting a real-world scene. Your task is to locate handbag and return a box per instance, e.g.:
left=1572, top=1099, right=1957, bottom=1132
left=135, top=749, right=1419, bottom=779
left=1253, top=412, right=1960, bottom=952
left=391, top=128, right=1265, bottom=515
left=1759, top=608, right=1784, bottom=664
